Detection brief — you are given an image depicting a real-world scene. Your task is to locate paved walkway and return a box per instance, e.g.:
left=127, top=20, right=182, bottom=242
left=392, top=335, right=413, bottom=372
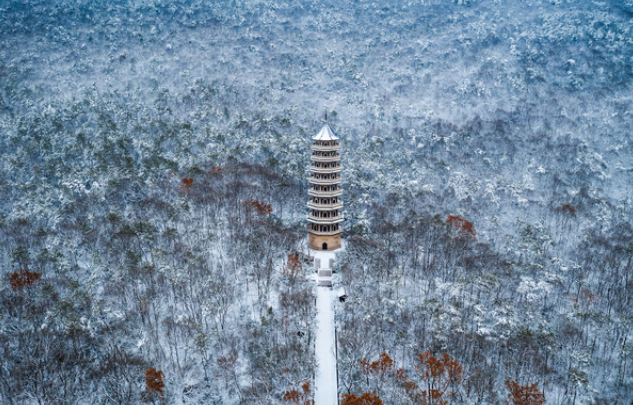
left=313, top=251, right=338, bottom=405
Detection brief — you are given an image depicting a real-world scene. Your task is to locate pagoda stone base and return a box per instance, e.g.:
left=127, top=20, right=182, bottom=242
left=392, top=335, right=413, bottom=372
left=309, top=233, right=342, bottom=251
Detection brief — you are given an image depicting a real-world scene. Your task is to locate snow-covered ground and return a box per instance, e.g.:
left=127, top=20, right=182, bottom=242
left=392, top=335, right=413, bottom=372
left=313, top=250, right=336, bottom=271
left=312, top=250, right=338, bottom=405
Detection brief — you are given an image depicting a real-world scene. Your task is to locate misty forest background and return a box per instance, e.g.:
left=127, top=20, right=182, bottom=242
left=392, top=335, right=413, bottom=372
left=1, top=0, right=633, bottom=404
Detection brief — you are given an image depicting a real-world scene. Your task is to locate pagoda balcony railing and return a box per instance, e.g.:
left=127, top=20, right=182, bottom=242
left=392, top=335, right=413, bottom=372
left=311, top=155, right=340, bottom=162
left=307, top=202, right=343, bottom=210
left=310, top=166, right=341, bottom=174
left=308, top=189, right=343, bottom=197
left=309, top=177, right=341, bottom=185
left=307, top=214, right=344, bottom=224
left=311, top=144, right=341, bottom=152
left=308, top=228, right=343, bottom=236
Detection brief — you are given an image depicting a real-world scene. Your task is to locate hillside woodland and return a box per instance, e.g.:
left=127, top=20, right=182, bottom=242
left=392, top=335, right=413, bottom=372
left=1, top=0, right=632, bottom=404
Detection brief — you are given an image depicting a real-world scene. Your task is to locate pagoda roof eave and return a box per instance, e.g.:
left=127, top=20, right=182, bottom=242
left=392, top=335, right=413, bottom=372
left=312, top=122, right=339, bottom=141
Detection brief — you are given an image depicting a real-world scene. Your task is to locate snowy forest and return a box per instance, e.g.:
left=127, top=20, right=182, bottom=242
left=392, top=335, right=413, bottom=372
left=1, top=0, right=633, bottom=404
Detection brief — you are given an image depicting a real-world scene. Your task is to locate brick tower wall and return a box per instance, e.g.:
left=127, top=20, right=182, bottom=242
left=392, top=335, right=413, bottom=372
left=309, top=233, right=341, bottom=251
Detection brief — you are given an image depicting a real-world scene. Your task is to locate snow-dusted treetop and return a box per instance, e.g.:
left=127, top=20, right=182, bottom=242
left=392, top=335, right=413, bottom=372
left=313, top=122, right=339, bottom=141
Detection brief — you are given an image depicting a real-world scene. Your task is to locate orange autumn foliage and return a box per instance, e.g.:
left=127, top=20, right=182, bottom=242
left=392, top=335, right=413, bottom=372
left=446, top=215, right=477, bottom=239
left=360, top=352, right=394, bottom=379
left=505, top=380, right=545, bottom=405
left=409, top=352, right=464, bottom=405
left=395, top=368, right=419, bottom=393
left=285, top=254, right=302, bottom=277
left=145, top=367, right=165, bottom=398
left=181, top=177, right=193, bottom=190
left=243, top=199, right=273, bottom=216
left=416, top=352, right=463, bottom=384
left=210, top=166, right=223, bottom=175
left=8, top=269, right=41, bottom=291
left=354, top=351, right=464, bottom=405
left=341, top=391, right=384, bottom=405
left=282, top=381, right=313, bottom=404
left=283, top=389, right=302, bottom=402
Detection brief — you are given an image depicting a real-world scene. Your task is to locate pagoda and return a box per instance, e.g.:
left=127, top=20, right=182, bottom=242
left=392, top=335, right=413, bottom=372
left=307, top=115, right=343, bottom=251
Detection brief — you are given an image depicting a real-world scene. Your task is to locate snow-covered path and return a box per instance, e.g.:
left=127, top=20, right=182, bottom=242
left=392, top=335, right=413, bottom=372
left=314, top=286, right=338, bottom=405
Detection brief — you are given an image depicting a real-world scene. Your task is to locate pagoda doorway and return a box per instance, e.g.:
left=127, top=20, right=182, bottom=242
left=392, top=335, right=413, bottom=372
left=322, top=243, right=328, bottom=250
